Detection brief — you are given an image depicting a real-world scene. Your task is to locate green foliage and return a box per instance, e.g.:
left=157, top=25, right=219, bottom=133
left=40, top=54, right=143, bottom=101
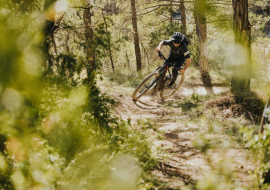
left=54, top=53, right=79, bottom=78
left=240, top=124, right=270, bottom=189
left=191, top=93, right=200, bottom=104
left=148, top=23, right=183, bottom=49
left=0, top=1, right=160, bottom=189
left=105, top=69, right=146, bottom=88
left=1, top=0, right=270, bottom=189
left=177, top=98, right=199, bottom=112
left=178, top=90, right=269, bottom=189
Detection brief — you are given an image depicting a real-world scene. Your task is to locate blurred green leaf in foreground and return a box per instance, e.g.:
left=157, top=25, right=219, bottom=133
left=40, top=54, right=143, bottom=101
left=0, top=1, right=157, bottom=189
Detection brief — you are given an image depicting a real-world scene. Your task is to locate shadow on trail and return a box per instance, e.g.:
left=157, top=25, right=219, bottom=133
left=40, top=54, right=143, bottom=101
left=176, top=81, right=230, bottom=97
left=158, top=98, right=198, bottom=112
left=204, top=86, right=214, bottom=94
left=154, top=123, right=204, bottom=188
left=163, top=128, right=201, bottom=159
left=177, top=101, right=198, bottom=112
left=155, top=162, right=196, bottom=186
left=184, top=82, right=230, bottom=87
left=132, top=99, right=159, bottom=110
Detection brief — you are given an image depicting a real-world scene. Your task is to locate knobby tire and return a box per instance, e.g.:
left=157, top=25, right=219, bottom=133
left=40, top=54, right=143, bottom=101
left=132, top=72, right=159, bottom=100
left=160, top=73, right=185, bottom=99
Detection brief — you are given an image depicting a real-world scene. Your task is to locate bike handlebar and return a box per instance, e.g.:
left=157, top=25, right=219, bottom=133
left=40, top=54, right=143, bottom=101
left=158, top=51, right=172, bottom=68
left=158, top=51, right=166, bottom=60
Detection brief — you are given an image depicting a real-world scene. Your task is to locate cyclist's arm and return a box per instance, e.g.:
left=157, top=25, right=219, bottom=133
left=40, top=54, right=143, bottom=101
left=156, top=41, right=164, bottom=52
left=180, top=43, right=191, bottom=73
left=156, top=40, right=171, bottom=52
left=181, top=58, right=191, bottom=73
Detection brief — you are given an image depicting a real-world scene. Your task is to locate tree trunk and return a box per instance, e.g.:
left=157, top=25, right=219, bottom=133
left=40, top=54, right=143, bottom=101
left=83, top=6, right=95, bottom=70
left=102, top=10, right=114, bottom=72
left=179, top=0, right=187, bottom=35
left=43, top=0, right=57, bottom=71
left=231, top=0, right=251, bottom=92
left=66, top=30, right=70, bottom=55
left=125, top=42, right=131, bottom=69
left=111, top=0, right=115, bottom=14
left=194, top=0, right=213, bottom=90
left=140, top=42, right=150, bottom=71
left=170, top=0, right=173, bottom=25
left=131, top=0, right=142, bottom=71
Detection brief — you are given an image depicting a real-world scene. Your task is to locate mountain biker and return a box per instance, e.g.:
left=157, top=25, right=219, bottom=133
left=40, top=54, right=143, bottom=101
left=156, top=32, right=191, bottom=87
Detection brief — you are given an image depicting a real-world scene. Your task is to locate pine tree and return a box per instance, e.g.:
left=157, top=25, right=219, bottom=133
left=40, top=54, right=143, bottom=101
left=231, top=0, right=251, bottom=92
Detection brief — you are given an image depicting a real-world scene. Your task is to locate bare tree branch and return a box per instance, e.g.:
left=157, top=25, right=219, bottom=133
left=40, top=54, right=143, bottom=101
left=137, top=6, right=162, bottom=16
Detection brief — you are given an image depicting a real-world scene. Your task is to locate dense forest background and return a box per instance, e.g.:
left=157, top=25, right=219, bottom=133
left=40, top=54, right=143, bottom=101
left=1, top=0, right=270, bottom=189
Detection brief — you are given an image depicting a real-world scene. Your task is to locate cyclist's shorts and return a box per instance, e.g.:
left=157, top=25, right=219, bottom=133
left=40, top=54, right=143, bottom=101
left=166, top=56, right=185, bottom=68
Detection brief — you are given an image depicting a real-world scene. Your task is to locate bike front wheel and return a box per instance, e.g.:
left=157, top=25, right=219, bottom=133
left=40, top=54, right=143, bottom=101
left=160, top=73, right=185, bottom=99
left=132, top=72, right=159, bottom=100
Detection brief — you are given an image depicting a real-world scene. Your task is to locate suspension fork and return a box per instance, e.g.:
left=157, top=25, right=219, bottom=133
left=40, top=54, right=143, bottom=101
left=167, top=67, right=172, bottom=77
left=157, top=65, right=169, bottom=90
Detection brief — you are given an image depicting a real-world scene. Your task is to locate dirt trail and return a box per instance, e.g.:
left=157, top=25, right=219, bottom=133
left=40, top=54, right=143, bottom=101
left=100, top=71, right=255, bottom=189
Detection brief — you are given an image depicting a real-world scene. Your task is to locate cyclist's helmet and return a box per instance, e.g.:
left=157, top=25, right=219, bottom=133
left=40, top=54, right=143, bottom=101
left=171, top=32, right=182, bottom=42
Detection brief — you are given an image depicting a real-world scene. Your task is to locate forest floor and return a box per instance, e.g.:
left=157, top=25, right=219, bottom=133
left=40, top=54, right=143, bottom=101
left=98, top=67, right=260, bottom=189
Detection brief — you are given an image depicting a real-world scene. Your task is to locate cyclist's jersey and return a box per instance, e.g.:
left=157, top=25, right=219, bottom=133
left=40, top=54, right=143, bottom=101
left=162, top=39, right=190, bottom=59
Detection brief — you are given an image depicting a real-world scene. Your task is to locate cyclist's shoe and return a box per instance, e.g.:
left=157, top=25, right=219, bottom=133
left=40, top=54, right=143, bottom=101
left=167, top=81, right=175, bottom=88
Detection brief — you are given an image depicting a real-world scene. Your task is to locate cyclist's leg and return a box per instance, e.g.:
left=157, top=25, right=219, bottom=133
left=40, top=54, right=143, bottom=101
left=170, top=58, right=185, bottom=84
left=162, top=55, right=174, bottom=67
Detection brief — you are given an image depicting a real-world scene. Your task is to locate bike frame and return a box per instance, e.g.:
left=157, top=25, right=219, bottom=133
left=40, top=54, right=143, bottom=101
left=155, top=52, right=172, bottom=90
left=139, top=52, right=173, bottom=92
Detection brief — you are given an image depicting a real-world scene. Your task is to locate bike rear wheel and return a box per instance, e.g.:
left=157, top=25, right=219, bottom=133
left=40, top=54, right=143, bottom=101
left=132, top=72, right=159, bottom=100
left=160, top=73, right=185, bottom=99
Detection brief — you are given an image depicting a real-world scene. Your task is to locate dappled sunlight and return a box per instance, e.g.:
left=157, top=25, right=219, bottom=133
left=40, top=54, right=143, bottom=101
left=22, top=48, right=43, bottom=76
left=1, top=88, right=23, bottom=112
left=54, top=0, right=69, bottom=12
left=107, top=154, right=141, bottom=190
left=176, top=86, right=229, bottom=96
left=225, top=43, right=248, bottom=66
left=1, top=0, right=270, bottom=189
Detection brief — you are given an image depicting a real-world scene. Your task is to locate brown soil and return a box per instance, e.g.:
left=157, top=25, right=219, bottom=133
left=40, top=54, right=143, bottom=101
left=100, top=71, right=256, bottom=189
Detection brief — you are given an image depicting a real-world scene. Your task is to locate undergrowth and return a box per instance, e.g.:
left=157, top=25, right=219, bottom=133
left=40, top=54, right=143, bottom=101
left=159, top=90, right=266, bottom=189
left=104, top=68, right=152, bottom=88
left=103, top=64, right=268, bottom=189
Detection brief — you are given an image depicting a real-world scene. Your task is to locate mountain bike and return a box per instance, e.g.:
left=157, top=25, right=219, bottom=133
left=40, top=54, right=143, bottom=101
left=132, top=52, right=185, bottom=100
